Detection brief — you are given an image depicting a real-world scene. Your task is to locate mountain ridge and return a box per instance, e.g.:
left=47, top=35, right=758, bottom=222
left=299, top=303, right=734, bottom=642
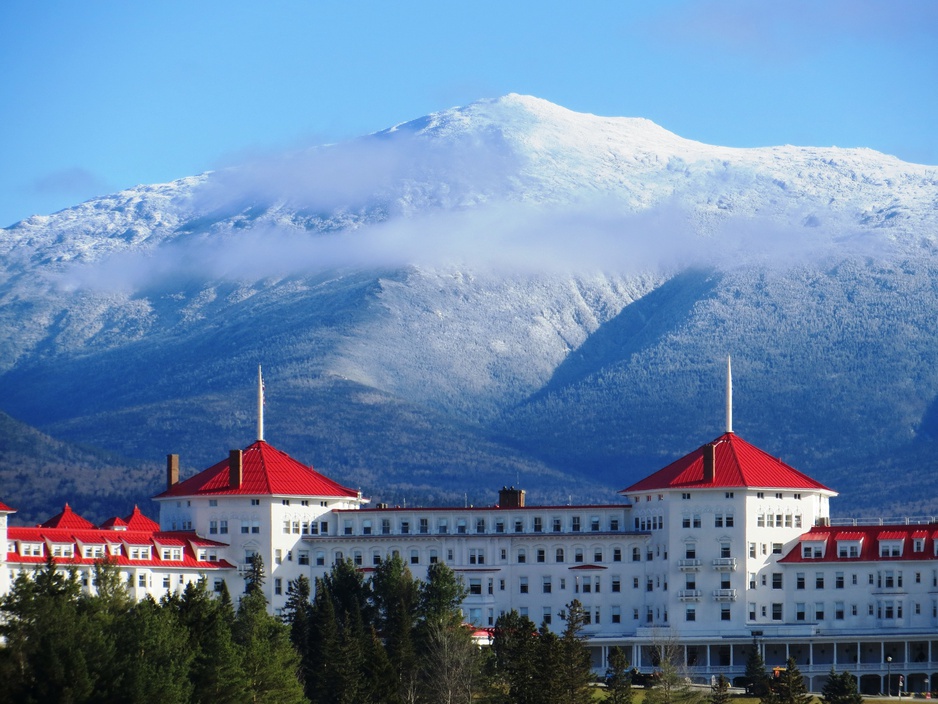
left=1, top=95, right=937, bottom=517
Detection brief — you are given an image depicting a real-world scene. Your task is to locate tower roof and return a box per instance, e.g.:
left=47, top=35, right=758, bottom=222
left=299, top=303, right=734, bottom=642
left=155, top=440, right=358, bottom=499
left=38, top=503, right=95, bottom=529
left=123, top=506, right=160, bottom=531
left=621, top=432, right=835, bottom=494
left=0, top=500, right=15, bottom=513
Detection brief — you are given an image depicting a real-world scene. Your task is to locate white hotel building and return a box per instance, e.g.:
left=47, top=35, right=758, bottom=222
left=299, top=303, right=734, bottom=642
left=3, top=380, right=938, bottom=694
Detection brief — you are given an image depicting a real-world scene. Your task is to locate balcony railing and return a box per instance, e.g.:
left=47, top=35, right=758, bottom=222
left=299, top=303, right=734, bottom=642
left=677, top=589, right=702, bottom=601
left=678, top=558, right=701, bottom=571
left=712, top=557, right=738, bottom=571
left=712, top=588, right=738, bottom=601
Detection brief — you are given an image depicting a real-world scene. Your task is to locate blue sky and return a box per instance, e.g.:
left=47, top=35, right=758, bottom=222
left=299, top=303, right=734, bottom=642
left=1, top=0, right=935, bottom=228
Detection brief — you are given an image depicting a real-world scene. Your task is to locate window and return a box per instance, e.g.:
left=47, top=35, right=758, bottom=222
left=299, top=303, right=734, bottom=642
left=163, top=575, right=171, bottom=588
left=835, top=602, right=845, bottom=619
left=469, top=549, right=485, bottom=565
left=298, top=550, right=310, bottom=565
left=685, top=543, right=696, bottom=559
left=552, top=517, right=562, bottom=532
left=274, top=578, right=282, bottom=596
left=796, top=602, right=806, bottom=621
left=469, top=578, right=482, bottom=595
left=344, top=520, right=353, bottom=535
left=612, top=548, right=622, bottom=562
left=209, top=499, right=217, bottom=507
left=574, top=548, right=584, bottom=563
left=720, top=542, right=731, bottom=558
left=495, top=519, right=505, bottom=534
left=353, top=551, right=363, bottom=566
left=517, top=549, right=526, bottom=564
left=682, top=493, right=691, bottom=500
left=772, top=573, right=783, bottom=589
left=591, top=516, right=600, bottom=532
left=533, top=517, right=543, bottom=533
left=275, top=549, right=283, bottom=565
left=796, top=573, right=805, bottom=589
left=571, top=516, right=581, bottom=532
left=815, top=602, right=825, bottom=620
left=456, top=519, right=466, bottom=534
left=594, top=548, right=603, bottom=562
left=476, top=518, right=485, bottom=534
left=610, top=517, right=620, bottom=531
left=721, top=605, right=731, bottom=621
left=772, top=543, right=783, bottom=555
left=315, top=551, right=325, bottom=566
left=519, top=577, right=528, bottom=594
left=556, top=548, right=564, bottom=562
left=835, top=572, right=844, bottom=588
left=429, top=550, right=439, bottom=564
left=686, top=606, right=696, bottom=621
left=772, top=603, right=783, bottom=621
left=401, top=520, right=410, bottom=535
left=410, top=549, right=419, bottom=565
left=438, top=519, right=448, bottom=534
left=816, top=573, right=825, bottom=589
left=612, top=576, right=621, bottom=592
left=612, top=606, right=621, bottom=623
left=749, top=543, right=757, bottom=558
left=282, top=499, right=290, bottom=506
left=543, top=576, right=552, bottom=593
left=382, top=519, right=391, bottom=535
left=537, top=548, right=546, bottom=563
left=419, top=518, right=429, bottom=534
left=632, top=547, right=641, bottom=562
left=513, top=518, right=523, bottom=533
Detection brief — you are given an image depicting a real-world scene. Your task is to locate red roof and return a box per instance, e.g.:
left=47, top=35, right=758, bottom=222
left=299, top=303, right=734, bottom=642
left=622, top=433, right=834, bottom=493
left=123, top=506, right=159, bottom=531
left=99, top=516, right=128, bottom=529
left=780, top=524, right=937, bottom=564
left=6, top=526, right=234, bottom=570
left=39, top=503, right=95, bottom=530
left=0, top=500, right=15, bottom=513
left=155, top=440, right=357, bottom=499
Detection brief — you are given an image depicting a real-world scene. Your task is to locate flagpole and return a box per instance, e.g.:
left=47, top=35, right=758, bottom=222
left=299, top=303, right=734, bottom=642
left=258, top=365, right=265, bottom=442
left=726, top=355, right=733, bottom=434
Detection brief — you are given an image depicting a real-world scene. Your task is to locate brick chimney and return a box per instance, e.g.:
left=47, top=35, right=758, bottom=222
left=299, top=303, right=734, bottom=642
left=703, top=444, right=715, bottom=483
left=498, top=486, right=525, bottom=508
left=166, top=454, right=179, bottom=491
left=229, top=450, right=243, bottom=490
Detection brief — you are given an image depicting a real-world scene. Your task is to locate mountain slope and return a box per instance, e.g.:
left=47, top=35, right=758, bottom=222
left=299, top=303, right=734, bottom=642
left=0, top=95, right=937, bottom=516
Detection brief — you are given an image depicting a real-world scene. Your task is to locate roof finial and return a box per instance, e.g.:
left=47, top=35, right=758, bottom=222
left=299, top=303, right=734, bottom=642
left=726, top=355, right=733, bottom=434
left=257, top=365, right=265, bottom=442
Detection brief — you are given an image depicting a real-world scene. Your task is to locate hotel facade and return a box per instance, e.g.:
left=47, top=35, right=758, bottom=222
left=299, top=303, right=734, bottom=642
left=3, top=387, right=937, bottom=695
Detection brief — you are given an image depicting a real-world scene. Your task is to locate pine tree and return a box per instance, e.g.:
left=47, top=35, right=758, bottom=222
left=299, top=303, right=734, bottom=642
left=371, top=553, right=420, bottom=699
left=762, top=657, right=813, bottom=704
left=821, top=669, right=862, bottom=704
left=492, top=610, right=539, bottom=704
left=175, top=578, right=248, bottom=704
left=114, top=596, right=194, bottom=704
left=710, top=674, right=731, bottom=704
left=234, top=554, right=306, bottom=704
left=283, top=576, right=314, bottom=691
left=556, top=600, right=594, bottom=704
left=605, top=646, right=633, bottom=704
left=308, top=577, right=341, bottom=704
left=745, top=638, right=771, bottom=697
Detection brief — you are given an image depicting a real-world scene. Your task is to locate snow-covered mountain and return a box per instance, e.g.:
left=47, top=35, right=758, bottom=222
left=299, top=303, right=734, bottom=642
left=1, top=95, right=937, bottom=515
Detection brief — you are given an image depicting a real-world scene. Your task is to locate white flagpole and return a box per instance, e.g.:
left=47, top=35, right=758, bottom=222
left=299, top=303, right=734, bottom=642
left=258, top=365, right=265, bottom=442
left=726, top=355, right=733, bottom=434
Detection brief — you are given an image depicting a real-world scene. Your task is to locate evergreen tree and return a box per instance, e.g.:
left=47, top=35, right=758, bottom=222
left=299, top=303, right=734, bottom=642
left=821, top=669, right=862, bottom=704
left=307, top=577, right=342, bottom=704
left=762, top=658, right=812, bottom=704
left=175, top=578, right=248, bottom=704
left=556, top=600, right=594, bottom=704
left=536, top=624, right=566, bottom=704
left=605, top=646, right=633, bottom=704
left=283, top=576, right=314, bottom=690
left=360, top=626, right=401, bottom=704
left=234, top=554, right=307, bottom=704
left=745, top=638, right=771, bottom=697
left=371, top=553, right=420, bottom=699
left=115, top=596, right=194, bottom=704
left=710, top=674, right=731, bottom=704
left=419, top=561, right=468, bottom=630
left=492, top=610, right=539, bottom=704
left=0, top=558, right=96, bottom=704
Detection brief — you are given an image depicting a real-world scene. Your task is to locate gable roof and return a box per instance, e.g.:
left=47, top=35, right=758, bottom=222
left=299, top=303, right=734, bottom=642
left=621, top=432, right=834, bottom=494
left=123, top=506, right=160, bottom=531
left=39, top=503, right=95, bottom=530
left=0, top=500, right=15, bottom=513
left=155, top=440, right=358, bottom=499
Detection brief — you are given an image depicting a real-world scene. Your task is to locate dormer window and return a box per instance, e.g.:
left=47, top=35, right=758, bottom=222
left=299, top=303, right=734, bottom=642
left=801, top=542, right=825, bottom=559
left=879, top=540, right=903, bottom=558
left=837, top=540, right=862, bottom=558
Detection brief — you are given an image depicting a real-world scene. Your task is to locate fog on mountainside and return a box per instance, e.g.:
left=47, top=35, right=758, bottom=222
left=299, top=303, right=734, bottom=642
left=1, top=94, right=937, bottom=517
